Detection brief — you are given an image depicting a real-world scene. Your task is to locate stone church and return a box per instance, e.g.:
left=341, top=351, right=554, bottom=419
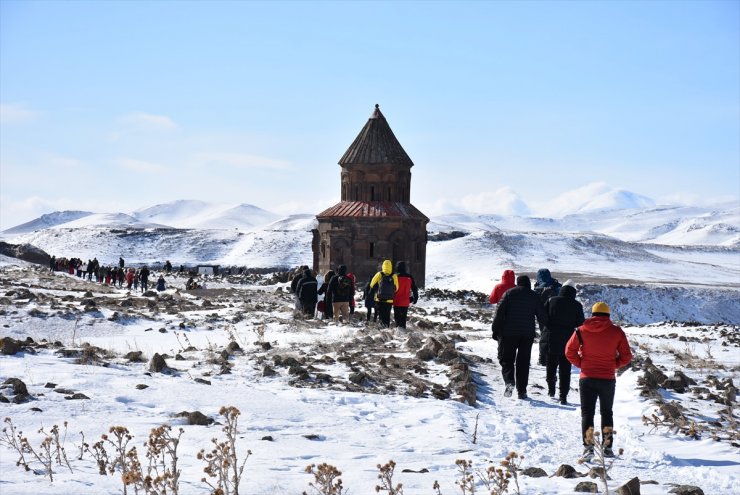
left=312, top=105, right=429, bottom=286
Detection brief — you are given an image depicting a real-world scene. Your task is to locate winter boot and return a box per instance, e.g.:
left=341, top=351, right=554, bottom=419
left=603, top=447, right=615, bottom=458
left=559, top=397, right=568, bottom=405
left=582, top=446, right=594, bottom=462
left=504, top=384, right=514, bottom=398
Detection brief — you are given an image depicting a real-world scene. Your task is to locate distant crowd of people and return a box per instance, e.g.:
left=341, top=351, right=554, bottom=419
left=49, top=255, right=171, bottom=292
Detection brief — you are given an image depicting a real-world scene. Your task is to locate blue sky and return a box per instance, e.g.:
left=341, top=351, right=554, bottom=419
left=1, top=0, right=738, bottom=229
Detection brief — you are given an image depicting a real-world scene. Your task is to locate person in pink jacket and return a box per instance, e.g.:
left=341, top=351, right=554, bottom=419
left=565, top=302, right=633, bottom=460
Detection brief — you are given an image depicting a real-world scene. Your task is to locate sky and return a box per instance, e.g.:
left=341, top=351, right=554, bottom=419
left=1, top=0, right=739, bottom=230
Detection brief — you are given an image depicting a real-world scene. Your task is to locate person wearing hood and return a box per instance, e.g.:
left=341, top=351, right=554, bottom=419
left=296, top=268, right=318, bottom=318
left=542, top=280, right=585, bottom=404
left=534, top=268, right=562, bottom=366
left=156, top=275, right=166, bottom=292
left=290, top=265, right=308, bottom=312
left=491, top=275, right=548, bottom=399
left=489, top=269, right=516, bottom=304
left=393, top=261, right=419, bottom=329
left=317, top=269, right=336, bottom=320
left=327, top=265, right=354, bottom=323
left=368, top=259, right=399, bottom=327
left=565, top=302, right=632, bottom=460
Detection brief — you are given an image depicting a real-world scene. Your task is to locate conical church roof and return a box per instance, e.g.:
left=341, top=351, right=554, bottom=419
left=338, top=104, right=414, bottom=167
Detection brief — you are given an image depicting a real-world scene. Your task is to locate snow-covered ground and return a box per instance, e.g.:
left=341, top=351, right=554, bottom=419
left=1, top=257, right=738, bottom=494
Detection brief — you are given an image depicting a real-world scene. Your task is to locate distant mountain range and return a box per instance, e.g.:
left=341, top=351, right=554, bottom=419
left=2, top=194, right=739, bottom=248
left=3, top=200, right=280, bottom=234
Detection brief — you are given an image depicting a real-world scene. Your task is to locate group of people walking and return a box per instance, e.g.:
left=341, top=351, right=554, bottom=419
left=288, top=260, right=419, bottom=329
left=489, top=267, right=633, bottom=460
left=49, top=255, right=167, bottom=292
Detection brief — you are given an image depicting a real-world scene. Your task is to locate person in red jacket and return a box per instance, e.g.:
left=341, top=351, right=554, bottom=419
left=392, top=261, right=419, bottom=329
left=489, top=269, right=516, bottom=304
left=565, top=302, right=632, bottom=460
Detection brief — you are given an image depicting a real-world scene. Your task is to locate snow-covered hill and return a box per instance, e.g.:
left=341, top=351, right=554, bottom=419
left=132, top=200, right=279, bottom=230
left=2, top=210, right=94, bottom=234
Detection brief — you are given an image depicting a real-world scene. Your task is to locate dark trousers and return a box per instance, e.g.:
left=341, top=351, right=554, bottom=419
left=498, top=335, right=534, bottom=394
left=538, top=339, right=547, bottom=365
left=377, top=302, right=392, bottom=327
left=393, top=306, right=408, bottom=328
left=366, top=306, right=377, bottom=321
left=302, top=301, right=316, bottom=318
left=546, top=353, right=572, bottom=399
left=579, top=378, right=616, bottom=447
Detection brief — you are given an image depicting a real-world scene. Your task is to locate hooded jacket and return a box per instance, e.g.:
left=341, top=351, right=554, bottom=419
left=393, top=261, right=418, bottom=307
left=489, top=269, right=516, bottom=304
left=542, top=285, right=585, bottom=355
left=296, top=268, right=318, bottom=305
left=565, top=315, right=632, bottom=379
left=328, top=265, right=354, bottom=303
left=491, top=275, right=547, bottom=339
left=534, top=268, right=561, bottom=302
left=369, top=260, right=399, bottom=303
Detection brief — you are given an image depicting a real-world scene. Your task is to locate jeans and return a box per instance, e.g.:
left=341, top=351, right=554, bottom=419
left=579, top=377, right=616, bottom=447
left=498, top=335, right=534, bottom=394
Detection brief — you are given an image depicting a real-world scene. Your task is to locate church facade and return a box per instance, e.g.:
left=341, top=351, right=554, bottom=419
left=312, top=105, right=429, bottom=286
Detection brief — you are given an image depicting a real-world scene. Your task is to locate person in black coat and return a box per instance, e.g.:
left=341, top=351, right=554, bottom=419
left=542, top=282, right=584, bottom=404
left=317, top=270, right=335, bottom=320
left=296, top=268, right=318, bottom=318
left=492, top=275, right=548, bottom=399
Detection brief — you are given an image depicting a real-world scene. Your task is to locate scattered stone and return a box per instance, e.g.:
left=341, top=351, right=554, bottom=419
left=262, top=366, right=278, bottom=377
left=54, top=388, right=76, bottom=395
left=3, top=378, right=29, bottom=395
left=0, top=394, right=9, bottom=403
left=416, top=337, right=443, bottom=361
left=401, top=468, right=430, bottom=473
left=260, top=342, right=272, bottom=350
left=349, top=371, right=369, bottom=385
left=522, top=467, right=548, bottom=478
left=1, top=337, right=22, bottom=355
left=668, top=486, right=704, bottom=495
left=575, top=481, right=599, bottom=493
left=587, top=466, right=611, bottom=480
left=175, top=411, right=213, bottom=426
left=149, top=353, right=168, bottom=373
left=553, top=464, right=586, bottom=478
left=194, top=378, right=211, bottom=385
left=65, top=393, right=90, bottom=400
left=124, top=351, right=144, bottom=362
left=225, top=341, right=241, bottom=354
left=44, top=382, right=57, bottom=388
left=175, top=354, right=185, bottom=361
left=135, top=384, right=149, bottom=390
left=29, top=407, right=42, bottom=412
left=303, top=434, right=321, bottom=440
left=261, top=435, right=274, bottom=441
left=616, top=477, right=641, bottom=495
left=660, top=402, right=684, bottom=420
left=158, top=328, right=167, bottom=333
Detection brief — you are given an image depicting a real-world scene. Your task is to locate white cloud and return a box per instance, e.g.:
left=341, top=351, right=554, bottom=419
left=460, top=187, right=531, bottom=216
left=194, top=152, right=291, bottom=170
left=119, top=112, right=177, bottom=131
left=118, top=158, right=168, bottom=174
left=0, top=103, right=40, bottom=125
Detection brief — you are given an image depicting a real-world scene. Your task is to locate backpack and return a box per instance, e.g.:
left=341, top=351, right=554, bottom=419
left=377, top=274, right=396, bottom=300
left=336, top=275, right=352, bottom=298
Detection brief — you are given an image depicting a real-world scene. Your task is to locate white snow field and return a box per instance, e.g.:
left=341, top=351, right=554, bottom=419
left=0, top=254, right=738, bottom=495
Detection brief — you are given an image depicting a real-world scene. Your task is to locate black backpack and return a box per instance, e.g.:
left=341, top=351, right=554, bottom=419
left=377, top=274, right=396, bottom=300
left=336, top=275, right=352, bottom=298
